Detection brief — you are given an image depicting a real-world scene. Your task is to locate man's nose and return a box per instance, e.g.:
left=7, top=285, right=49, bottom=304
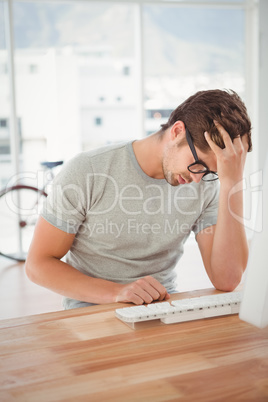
left=190, top=172, right=203, bottom=183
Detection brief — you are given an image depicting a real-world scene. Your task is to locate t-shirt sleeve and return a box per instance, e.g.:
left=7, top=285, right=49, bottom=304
left=191, top=182, right=220, bottom=237
left=41, top=153, right=91, bottom=234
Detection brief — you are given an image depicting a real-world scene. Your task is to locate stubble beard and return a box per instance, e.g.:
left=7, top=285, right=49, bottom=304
left=162, top=165, right=179, bottom=187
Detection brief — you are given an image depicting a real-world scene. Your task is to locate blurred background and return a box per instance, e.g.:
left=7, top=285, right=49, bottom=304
left=1, top=0, right=267, bottom=182
left=0, top=0, right=267, bottom=318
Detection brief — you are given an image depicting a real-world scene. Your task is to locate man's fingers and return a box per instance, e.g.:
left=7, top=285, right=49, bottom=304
left=213, top=121, right=235, bottom=151
left=126, top=292, right=145, bottom=305
left=205, top=121, right=247, bottom=154
left=204, top=131, right=219, bottom=155
left=241, top=133, right=250, bottom=152
left=232, top=135, right=245, bottom=153
left=132, top=285, right=154, bottom=304
left=116, top=284, right=152, bottom=305
left=117, top=276, right=170, bottom=305
left=143, top=276, right=170, bottom=301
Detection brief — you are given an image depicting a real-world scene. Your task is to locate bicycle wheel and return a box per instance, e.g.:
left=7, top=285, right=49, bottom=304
left=0, top=185, right=47, bottom=262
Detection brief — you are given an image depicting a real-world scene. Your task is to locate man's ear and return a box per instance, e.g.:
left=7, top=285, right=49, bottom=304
left=170, top=121, right=186, bottom=141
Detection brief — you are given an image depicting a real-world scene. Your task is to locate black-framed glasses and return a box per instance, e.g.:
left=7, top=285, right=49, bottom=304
left=186, top=128, right=218, bottom=182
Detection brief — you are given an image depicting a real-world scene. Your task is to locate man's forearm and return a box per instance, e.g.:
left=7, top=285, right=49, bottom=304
left=26, top=256, right=169, bottom=305
left=203, top=122, right=250, bottom=291
left=210, top=183, right=248, bottom=290
left=26, top=256, right=122, bottom=304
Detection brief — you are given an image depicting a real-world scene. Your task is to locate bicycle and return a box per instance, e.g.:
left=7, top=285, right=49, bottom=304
left=0, top=161, right=63, bottom=262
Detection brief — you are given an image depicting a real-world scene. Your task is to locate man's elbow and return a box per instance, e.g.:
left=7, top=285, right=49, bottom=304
left=212, top=268, right=244, bottom=292
left=25, top=255, right=41, bottom=285
left=214, top=281, right=240, bottom=293
left=25, top=258, right=34, bottom=283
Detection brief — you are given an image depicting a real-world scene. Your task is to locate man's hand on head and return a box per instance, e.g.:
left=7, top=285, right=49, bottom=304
left=204, top=121, right=249, bottom=186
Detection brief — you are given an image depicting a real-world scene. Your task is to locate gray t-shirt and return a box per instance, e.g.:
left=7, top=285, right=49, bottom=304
left=42, top=141, right=219, bottom=309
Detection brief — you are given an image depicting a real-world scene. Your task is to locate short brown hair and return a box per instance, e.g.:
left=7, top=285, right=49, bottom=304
left=161, top=89, right=252, bottom=152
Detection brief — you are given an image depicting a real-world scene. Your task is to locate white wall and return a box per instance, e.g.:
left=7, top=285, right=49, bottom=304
left=258, top=0, right=268, bottom=169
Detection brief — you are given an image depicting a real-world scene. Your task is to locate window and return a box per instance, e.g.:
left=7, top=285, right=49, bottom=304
left=0, top=63, right=7, bottom=74
left=146, top=110, right=173, bottom=119
left=122, top=66, right=130, bottom=76
left=144, top=4, right=246, bottom=135
left=0, top=145, right=10, bottom=155
left=95, top=117, right=103, bottom=126
left=0, top=119, right=8, bottom=128
left=29, top=64, right=38, bottom=74
left=0, top=1, right=12, bottom=176
left=7, top=0, right=138, bottom=171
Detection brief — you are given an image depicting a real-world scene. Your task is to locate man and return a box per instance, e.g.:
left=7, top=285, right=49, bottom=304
left=26, top=89, right=252, bottom=309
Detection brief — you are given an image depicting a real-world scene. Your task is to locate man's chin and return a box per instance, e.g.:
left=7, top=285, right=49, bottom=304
left=164, top=175, right=180, bottom=187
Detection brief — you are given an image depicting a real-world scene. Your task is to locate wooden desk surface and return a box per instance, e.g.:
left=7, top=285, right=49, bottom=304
left=0, top=288, right=267, bottom=401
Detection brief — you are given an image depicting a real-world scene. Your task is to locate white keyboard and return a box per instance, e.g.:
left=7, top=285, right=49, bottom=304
left=115, top=291, right=242, bottom=326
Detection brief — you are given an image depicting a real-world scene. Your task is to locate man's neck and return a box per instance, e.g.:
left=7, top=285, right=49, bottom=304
left=132, top=131, right=166, bottom=179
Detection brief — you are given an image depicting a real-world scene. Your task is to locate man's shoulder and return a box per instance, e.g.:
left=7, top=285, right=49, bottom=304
left=83, top=141, right=130, bottom=160
left=65, top=141, right=131, bottom=170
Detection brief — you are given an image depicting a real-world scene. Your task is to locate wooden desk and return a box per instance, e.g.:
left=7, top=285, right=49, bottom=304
left=0, top=289, right=267, bottom=401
